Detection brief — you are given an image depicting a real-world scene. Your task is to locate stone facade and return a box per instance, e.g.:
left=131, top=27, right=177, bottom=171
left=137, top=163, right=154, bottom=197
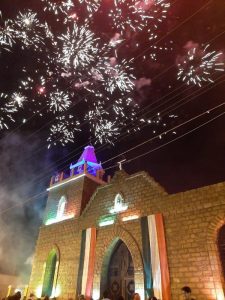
left=29, top=163, right=225, bottom=300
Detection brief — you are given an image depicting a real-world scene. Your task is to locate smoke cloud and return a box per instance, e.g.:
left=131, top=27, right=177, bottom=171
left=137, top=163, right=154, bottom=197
left=0, top=133, right=47, bottom=283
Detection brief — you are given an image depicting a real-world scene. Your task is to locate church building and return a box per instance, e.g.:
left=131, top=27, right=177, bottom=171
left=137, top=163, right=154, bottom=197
left=28, top=145, right=225, bottom=300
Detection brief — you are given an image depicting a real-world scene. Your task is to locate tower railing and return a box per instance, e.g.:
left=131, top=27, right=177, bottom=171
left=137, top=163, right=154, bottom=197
left=49, top=162, right=104, bottom=186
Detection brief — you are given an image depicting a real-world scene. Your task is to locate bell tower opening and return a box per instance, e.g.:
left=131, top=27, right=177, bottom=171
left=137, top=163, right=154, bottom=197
left=103, top=240, right=135, bottom=300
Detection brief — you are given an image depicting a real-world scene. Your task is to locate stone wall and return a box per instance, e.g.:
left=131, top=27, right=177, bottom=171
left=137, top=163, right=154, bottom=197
left=43, top=176, right=100, bottom=224
left=29, top=170, right=225, bottom=300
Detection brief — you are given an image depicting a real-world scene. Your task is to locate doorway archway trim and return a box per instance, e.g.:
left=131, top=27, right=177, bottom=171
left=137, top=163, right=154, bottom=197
left=93, top=225, right=144, bottom=300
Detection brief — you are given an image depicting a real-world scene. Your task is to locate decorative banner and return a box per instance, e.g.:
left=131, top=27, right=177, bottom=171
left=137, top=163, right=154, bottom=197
left=77, top=228, right=97, bottom=299
left=141, top=217, right=153, bottom=297
left=141, top=214, right=171, bottom=300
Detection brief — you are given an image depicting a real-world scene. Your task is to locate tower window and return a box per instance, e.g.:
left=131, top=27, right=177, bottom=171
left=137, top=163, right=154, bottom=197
left=57, top=196, right=67, bottom=219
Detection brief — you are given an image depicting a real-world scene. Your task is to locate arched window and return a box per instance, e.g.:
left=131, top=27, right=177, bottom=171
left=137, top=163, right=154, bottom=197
left=115, top=193, right=124, bottom=207
left=110, top=193, right=127, bottom=213
left=42, top=249, right=59, bottom=297
left=218, top=224, right=225, bottom=279
left=57, top=196, right=67, bottom=219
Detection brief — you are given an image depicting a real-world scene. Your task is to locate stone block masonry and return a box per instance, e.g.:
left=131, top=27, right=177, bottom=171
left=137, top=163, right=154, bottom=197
left=29, top=168, right=225, bottom=300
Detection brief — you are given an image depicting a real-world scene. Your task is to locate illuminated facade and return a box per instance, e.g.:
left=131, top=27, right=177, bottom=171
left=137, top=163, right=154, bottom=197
left=29, top=145, right=225, bottom=300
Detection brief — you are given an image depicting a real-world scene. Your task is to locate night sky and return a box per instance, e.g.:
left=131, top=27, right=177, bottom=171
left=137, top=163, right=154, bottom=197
left=0, top=0, right=224, bottom=278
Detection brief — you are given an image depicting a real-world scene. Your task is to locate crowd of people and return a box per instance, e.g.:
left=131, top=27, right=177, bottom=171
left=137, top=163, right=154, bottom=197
left=3, top=285, right=194, bottom=300
left=92, top=291, right=158, bottom=300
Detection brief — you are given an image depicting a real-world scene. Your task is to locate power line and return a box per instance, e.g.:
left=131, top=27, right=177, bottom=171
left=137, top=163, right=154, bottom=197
left=0, top=1, right=222, bottom=203
left=11, top=81, right=223, bottom=195
left=9, top=75, right=224, bottom=194
left=102, top=101, right=225, bottom=166
left=95, top=75, right=225, bottom=156
left=105, top=109, right=225, bottom=171
left=0, top=102, right=224, bottom=216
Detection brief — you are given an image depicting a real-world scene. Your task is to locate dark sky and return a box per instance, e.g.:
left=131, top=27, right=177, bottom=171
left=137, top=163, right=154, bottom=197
left=0, top=0, right=224, bottom=278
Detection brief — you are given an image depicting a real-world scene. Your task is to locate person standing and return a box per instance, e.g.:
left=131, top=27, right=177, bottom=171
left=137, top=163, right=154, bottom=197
left=102, top=290, right=111, bottom=300
left=132, top=293, right=141, bottom=300
left=181, top=286, right=195, bottom=300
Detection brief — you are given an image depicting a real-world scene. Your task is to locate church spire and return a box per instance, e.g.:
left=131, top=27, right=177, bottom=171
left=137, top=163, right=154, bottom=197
left=70, top=145, right=103, bottom=178
left=77, top=145, right=98, bottom=164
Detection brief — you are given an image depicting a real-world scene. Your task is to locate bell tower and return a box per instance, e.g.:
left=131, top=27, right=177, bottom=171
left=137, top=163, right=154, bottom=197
left=43, top=145, right=105, bottom=225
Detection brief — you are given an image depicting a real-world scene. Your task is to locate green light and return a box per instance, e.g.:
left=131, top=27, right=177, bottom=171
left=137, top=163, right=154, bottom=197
left=99, top=214, right=115, bottom=227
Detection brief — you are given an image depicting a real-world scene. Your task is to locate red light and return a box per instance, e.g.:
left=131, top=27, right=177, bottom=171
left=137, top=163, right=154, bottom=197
left=38, top=86, right=46, bottom=94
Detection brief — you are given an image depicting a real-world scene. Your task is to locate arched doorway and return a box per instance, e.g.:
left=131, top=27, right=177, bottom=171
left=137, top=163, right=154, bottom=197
left=102, top=240, right=135, bottom=300
left=42, top=249, right=59, bottom=297
left=218, top=224, right=225, bottom=279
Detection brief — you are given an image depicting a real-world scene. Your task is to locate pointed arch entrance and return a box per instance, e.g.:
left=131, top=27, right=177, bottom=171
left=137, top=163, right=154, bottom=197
left=41, top=246, right=60, bottom=298
left=93, top=226, right=144, bottom=300
left=101, top=239, right=135, bottom=300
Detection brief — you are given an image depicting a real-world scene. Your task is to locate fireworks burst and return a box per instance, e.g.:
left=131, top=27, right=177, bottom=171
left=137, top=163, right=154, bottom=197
left=0, top=10, right=45, bottom=50
left=47, top=116, right=80, bottom=148
left=0, top=0, right=173, bottom=146
left=102, top=59, right=135, bottom=94
left=0, top=20, right=15, bottom=48
left=78, top=0, right=101, bottom=15
left=109, top=0, right=170, bottom=38
left=10, top=92, right=27, bottom=108
left=0, top=93, right=17, bottom=130
left=59, top=24, right=100, bottom=69
left=86, top=101, right=108, bottom=121
left=11, top=10, right=45, bottom=50
left=85, top=94, right=138, bottom=144
left=41, top=0, right=74, bottom=15
left=48, top=90, right=71, bottom=113
left=177, top=44, right=224, bottom=87
left=93, top=119, right=119, bottom=144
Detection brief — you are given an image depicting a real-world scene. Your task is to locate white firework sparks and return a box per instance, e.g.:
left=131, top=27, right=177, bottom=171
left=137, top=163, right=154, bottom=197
left=94, top=119, right=119, bottom=144
left=86, top=101, right=108, bottom=121
left=47, top=116, right=80, bottom=148
left=109, top=0, right=170, bottom=37
left=48, top=90, right=71, bottom=113
left=41, top=0, right=74, bottom=15
left=147, top=41, right=173, bottom=61
left=0, top=20, right=15, bottom=48
left=113, top=97, right=137, bottom=119
left=78, top=0, right=101, bottom=15
left=10, top=92, right=27, bottom=107
left=19, top=76, right=34, bottom=91
left=12, top=10, right=45, bottom=49
left=177, top=44, right=224, bottom=87
left=0, top=0, right=157, bottom=146
left=59, top=24, right=100, bottom=69
left=103, top=59, right=135, bottom=94
left=0, top=93, right=17, bottom=130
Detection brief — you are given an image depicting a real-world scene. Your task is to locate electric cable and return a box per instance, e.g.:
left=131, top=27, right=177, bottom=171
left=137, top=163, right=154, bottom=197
left=0, top=102, right=224, bottom=216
